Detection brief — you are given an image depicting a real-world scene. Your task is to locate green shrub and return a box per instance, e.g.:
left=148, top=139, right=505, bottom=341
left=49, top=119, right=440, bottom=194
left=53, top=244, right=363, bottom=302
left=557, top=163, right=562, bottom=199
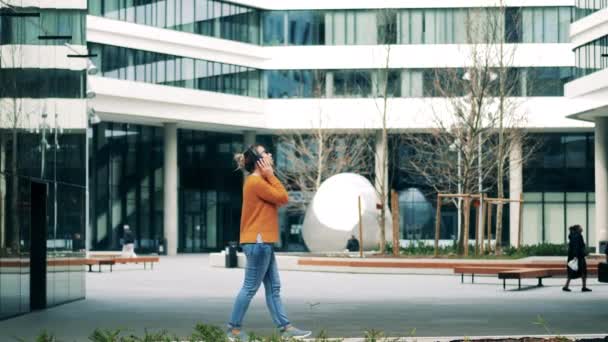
left=384, top=241, right=587, bottom=258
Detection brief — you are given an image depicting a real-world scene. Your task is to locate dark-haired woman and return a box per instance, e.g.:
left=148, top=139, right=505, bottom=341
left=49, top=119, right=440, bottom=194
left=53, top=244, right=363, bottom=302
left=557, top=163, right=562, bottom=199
left=226, top=144, right=311, bottom=341
left=563, top=224, right=591, bottom=292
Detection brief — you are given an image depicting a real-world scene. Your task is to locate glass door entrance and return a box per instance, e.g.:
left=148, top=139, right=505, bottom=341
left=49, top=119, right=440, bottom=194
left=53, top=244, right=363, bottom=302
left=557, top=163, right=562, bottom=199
left=180, top=190, right=219, bottom=252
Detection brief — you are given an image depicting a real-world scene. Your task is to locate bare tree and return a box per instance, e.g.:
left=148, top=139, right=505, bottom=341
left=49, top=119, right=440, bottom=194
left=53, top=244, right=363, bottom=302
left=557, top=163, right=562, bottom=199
left=366, top=8, right=400, bottom=254
left=0, top=43, right=36, bottom=254
left=275, top=71, right=373, bottom=214
left=399, top=4, right=539, bottom=255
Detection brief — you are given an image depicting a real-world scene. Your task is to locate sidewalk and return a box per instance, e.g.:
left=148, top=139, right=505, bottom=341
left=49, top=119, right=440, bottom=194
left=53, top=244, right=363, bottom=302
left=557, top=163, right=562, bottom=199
left=0, top=254, right=606, bottom=341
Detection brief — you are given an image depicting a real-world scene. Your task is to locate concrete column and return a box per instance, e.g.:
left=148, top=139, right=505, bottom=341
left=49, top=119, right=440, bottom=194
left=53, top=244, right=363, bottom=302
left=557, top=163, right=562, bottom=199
left=325, top=72, right=334, bottom=98
left=509, top=137, right=523, bottom=247
left=163, top=123, right=178, bottom=256
left=595, top=117, right=608, bottom=251
left=85, top=128, right=92, bottom=251
left=243, top=131, right=256, bottom=148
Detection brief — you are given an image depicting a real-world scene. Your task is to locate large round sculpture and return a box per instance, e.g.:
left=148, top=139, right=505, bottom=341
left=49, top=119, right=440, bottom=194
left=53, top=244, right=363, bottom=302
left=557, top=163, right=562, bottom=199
left=302, top=173, right=392, bottom=252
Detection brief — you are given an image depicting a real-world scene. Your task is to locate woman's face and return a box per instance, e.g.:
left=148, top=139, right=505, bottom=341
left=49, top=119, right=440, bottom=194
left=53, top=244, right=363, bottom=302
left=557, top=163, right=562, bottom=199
left=256, top=146, right=273, bottom=166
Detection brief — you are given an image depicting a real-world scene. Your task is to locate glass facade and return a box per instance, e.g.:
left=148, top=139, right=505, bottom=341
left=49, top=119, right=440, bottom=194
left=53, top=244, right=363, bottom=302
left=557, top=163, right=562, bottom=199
left=1, top=4, right=88, bottom=319
left=522, top=133, right=596, bottom=247
left=178, top=130, right=247, bottom=252
left=89, top=123, right=164, bottom=252
left=89, top=124, right=265, bottom=253
left=0, top=69, right=85, bottom=99
left=0, top=129, right=87, bottom=319
left=88, top=0, right=260, bottom=44
left=0, top=8, right=86, bottom=45
left=88, top=43, right=262, bottom=97
left=574, top=35, right=608, bottom=79
left=89, top=42, right=574, bottom=98
left=575, top=0, right=608, bottom=19
left=88, top=1, right=573, bottom=46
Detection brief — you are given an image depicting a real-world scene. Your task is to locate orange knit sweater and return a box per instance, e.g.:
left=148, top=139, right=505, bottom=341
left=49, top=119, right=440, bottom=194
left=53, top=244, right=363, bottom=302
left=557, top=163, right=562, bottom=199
left=240, top=174, right=289, bottom=244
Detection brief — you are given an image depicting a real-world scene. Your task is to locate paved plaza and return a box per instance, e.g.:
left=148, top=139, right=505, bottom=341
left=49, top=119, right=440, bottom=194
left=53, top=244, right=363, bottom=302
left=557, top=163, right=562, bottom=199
left=0, top=254, right=606, bottom=341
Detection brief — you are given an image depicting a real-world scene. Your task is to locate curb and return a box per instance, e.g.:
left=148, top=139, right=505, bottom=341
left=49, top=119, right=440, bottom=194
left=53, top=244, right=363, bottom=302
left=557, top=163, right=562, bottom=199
left=304, top=333, right=608, bottom=341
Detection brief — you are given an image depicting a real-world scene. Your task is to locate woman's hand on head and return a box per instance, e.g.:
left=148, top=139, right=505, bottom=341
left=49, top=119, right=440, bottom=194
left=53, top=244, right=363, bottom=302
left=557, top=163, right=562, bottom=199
left=257, top=158, right=274, bottom=179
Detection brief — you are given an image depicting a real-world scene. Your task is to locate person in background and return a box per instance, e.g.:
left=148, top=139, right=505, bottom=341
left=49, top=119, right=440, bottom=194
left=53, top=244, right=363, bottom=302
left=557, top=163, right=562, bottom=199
left=121, top=224, right=136, bottom=258
left=346, top=234, right=360, bottom=252
left=226, top=144, right=311, bottom=342
left=563, top=224, right=591, bottom=292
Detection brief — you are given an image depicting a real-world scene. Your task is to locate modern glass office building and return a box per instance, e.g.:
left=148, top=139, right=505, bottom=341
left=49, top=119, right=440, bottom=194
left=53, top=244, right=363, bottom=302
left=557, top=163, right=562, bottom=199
left=83, top=0, right=604, bottom=256
left=2, top=0, right=608, bottom=319
left=565, top=0, right=608, bottom=254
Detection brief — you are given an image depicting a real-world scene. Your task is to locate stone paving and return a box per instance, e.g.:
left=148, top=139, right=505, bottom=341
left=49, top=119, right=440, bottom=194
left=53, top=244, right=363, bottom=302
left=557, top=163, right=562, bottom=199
left=0, top=254, right=606, bottom=341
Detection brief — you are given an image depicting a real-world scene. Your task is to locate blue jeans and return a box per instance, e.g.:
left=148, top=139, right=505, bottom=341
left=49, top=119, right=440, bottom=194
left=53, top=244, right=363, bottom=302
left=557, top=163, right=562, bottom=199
left=228, top=243, right=291, bottom=329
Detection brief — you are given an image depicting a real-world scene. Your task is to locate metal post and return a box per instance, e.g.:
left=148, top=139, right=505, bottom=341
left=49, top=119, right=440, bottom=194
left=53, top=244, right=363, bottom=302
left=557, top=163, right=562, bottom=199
left=457, top=149, right=462, bottom=241
left=358, top=195, right=363, bottom=258
left=478, top=133, right=484, bottom=251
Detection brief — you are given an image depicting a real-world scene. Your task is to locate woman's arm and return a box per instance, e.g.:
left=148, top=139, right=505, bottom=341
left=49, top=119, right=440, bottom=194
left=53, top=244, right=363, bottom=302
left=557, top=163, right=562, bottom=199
left=251, top=175, right=289, bottom=206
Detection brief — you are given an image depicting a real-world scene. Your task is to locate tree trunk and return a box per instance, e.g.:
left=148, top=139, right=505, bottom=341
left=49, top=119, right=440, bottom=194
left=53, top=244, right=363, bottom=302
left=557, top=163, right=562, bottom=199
left=315, top=129, right=324, bottom=190
left=463, top=197, right=471, bottom=256
left=495, top=2, right=507, bottom=255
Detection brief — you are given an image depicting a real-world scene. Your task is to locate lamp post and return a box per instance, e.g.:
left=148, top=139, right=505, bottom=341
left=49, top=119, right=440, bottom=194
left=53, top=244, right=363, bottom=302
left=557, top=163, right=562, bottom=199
left=65, top=42, right=99, bottom=252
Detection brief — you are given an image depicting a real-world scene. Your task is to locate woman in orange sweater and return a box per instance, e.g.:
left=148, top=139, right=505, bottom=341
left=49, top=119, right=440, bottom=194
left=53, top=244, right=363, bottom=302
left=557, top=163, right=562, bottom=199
left=227, top=144, right=311, bottom=341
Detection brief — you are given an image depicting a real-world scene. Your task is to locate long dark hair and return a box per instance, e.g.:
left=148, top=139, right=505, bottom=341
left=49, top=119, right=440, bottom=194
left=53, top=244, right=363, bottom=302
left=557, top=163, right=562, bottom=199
left=234, top=144, right=264, bottom=174
left=568, top=224, right=582, bottom=235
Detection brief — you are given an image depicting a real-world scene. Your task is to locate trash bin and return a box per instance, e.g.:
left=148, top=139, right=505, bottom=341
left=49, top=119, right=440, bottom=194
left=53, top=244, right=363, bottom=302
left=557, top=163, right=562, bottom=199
left=225, top=242, right=238, bottom=268
left=600, top=240, right=608, bottom=255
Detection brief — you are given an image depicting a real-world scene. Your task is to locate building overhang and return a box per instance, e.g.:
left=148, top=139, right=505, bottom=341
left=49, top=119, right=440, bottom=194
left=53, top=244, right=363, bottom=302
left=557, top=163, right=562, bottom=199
left=89, top=77, right=267, bottom=133
left=565, top=69, right=608, bottom=122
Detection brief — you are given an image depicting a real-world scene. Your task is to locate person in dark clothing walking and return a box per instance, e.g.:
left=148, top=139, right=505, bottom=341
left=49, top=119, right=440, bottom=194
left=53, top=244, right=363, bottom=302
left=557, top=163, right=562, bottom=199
left=563, top=224, right=591, bottom=292
left=345, top=235, right=360, bottom=252
left=121, top=224, right=137, bottom=257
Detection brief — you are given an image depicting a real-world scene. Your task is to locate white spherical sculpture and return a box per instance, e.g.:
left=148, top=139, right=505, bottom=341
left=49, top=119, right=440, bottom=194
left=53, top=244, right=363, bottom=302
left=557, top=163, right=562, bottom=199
left=302, top=173, right=392, bottom=252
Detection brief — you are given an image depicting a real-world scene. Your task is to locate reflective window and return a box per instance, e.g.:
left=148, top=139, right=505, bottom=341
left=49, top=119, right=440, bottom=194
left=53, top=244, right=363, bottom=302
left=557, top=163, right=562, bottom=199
left=88, top=2, right=574, bottom=46
left=333, top=70, right=372, bottom=97
left=89, top=42, right=261, bottom=97
left=575, top=0, right=608, bottom=19
left=91, top=43, right=573, bottom=98
left=262, top=11, right=285, bottom=45
left=0, top=69, right=85, bottom=98
left=288, top=11, right=325, bottom=45
left=0, top=9, right=86, bottom=45
left=519, top=7, right=572, bottom=43
left=574, top=35, right=608, bottom=79
left=266, top=70, right=324, bottom=98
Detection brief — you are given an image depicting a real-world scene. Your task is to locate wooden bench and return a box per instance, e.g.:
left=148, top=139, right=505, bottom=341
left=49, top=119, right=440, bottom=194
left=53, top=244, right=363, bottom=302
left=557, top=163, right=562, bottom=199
left=498, top=268, right=552, bottom=290
left=85, top=256, right=159, bottom=273
left=111, top=257, right=159, bottom=272
left=84, top=258, right=115, bottom=273
left=453, top=266, right=517, bottom=283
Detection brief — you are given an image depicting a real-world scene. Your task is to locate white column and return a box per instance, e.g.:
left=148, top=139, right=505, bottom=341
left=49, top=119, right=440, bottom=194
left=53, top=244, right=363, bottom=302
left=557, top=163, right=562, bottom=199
left=325, top=71, right=334, bottom=98
left=509, top=137, right=523, bottom=247
left=85, top=128, right=92, bottom=251
left=243, top=131, right=256, bottom=148
left=595, top=117, right=608, bottom=251
left=163, top=123, right=178, bottom=256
